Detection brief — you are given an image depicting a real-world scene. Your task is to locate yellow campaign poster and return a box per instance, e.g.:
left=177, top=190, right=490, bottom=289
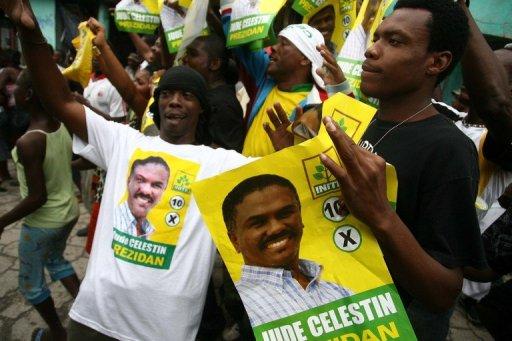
left=111, top=149, right=199, bottom=269
left=296, top=0, right=357, bottom=54
left=337, top=0, right=394, bottom=106
left=227, top=0, right=287, bottom=47
left=115, top=0, right=161, bottom=34
left=192, top=94, right=416, bottom=340
left=140, top=76, right=160, bottom=135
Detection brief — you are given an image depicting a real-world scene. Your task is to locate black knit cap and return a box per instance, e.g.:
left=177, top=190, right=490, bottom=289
left=150, top=66, right=211, bottom=131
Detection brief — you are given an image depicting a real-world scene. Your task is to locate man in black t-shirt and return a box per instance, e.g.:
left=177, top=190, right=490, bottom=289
left=183, top=34, right=245, bottom=152
left=319, top=1, right=493, bottom=339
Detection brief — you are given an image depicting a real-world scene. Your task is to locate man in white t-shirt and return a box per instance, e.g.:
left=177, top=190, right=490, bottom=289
left=3, top=2, right=252, bottom=339
left=83, top=58, right=126, bottom=121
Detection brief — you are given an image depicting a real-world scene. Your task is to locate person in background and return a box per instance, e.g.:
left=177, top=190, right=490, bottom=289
left=0, top=69, right=80, bottom=341
left=183, top=34, right=245, bottom=151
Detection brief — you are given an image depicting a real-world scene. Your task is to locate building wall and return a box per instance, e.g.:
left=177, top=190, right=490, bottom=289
left=32, top=0, right=57, bottom=48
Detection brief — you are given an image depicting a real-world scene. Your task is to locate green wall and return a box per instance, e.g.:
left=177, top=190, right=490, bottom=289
left=31, top=0, right=56, bottom=47
left=471, top=0, right=512, bottom=39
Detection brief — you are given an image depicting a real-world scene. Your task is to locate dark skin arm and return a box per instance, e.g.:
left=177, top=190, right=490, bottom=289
left=87, top=18, right=148, bottom=117
left=0, top=133, right=47, bottom=236
left=128, top=32, right=154, bottom=63
left=71, top=91, right=125, bottom=122
left=320, top=117, right=462, bottom=312
left=0, top=0, right=87, bottom=142
left=459, top=0, right=512, bottom=146
left=71, top=156, right=97, bottom=171
left=207, top=1, right=225, bottom=39
left=158, top=23, right=175, bottom=70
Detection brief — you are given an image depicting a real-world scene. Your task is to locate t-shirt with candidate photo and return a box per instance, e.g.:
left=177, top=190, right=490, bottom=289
left=70, top=107, right=250, bottom=341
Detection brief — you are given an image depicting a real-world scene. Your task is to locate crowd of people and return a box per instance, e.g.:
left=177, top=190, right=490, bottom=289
left=0, top=0, right=511, bottom=340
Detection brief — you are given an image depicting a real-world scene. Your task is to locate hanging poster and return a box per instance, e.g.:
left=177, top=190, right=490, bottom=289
left=115, top=0, right=161, bottom=34
left=294, top=0, right=357, bottom=54
left=226, top=0, right=287, bottom=47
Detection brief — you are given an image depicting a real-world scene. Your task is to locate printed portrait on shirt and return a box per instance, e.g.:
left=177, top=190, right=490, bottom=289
left=112, top=149, right=200, bottom=270
left=192, top=103, right=416, bottom=340
left=114, top=156, right=170, bottom=240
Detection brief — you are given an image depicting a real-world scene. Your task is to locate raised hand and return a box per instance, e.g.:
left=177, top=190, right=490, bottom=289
left=87, top=17, right=107, bottom=47
left=263, top=102, right=299, bottom=151
left=320, top=116, right=393, bottom=229
left=0, top=0, right=36, bottom=29
left=316, top=44, right=346, bottom=86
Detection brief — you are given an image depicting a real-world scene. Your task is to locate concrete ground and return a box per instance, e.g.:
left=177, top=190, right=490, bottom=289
left=0, top=161, right=494, bottom=340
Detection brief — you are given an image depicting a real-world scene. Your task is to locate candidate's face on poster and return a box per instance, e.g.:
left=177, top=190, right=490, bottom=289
left=127, top=163, right=170, bottom=219
left=229, top=185, right=304, bottom=268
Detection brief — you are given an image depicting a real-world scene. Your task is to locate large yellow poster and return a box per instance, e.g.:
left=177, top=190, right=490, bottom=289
left=192, top=94, right=416, bottom=340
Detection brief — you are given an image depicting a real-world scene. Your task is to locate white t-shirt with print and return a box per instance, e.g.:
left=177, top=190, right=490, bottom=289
left=70, top=107, right=250, bottom=341
left=83, top=77, right=126, bottom=118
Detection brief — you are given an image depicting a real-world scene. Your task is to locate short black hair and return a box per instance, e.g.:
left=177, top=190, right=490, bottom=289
left=193, top=34, right=237, bottom=83
left=222, top=174, right=300, bottom=233
left=16, top=69, right=43, bottom=106
left=129, top=156, right=170, bottom=183
left=394, top=0, right=468, bottom=84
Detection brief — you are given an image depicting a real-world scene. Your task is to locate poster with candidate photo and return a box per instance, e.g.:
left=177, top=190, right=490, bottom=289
left=192, top=94, right=416, bottom=340
left=111, top=149, right=199, bottom=269
left=294, top=0, right=357, bottom=54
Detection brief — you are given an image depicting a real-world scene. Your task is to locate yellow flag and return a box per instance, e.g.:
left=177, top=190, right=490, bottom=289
left=62, top=22, right=95, bottom=88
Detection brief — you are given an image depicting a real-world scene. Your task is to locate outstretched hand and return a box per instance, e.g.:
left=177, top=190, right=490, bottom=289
left=0, top=0, right=36, bottom=29
left=87, top=17, right=107, bottom=47
left=320, top=116, right=394, bottom=229
left=264, top=103, right=301, bottom=151
left=316, top=44, right=345, bottom=86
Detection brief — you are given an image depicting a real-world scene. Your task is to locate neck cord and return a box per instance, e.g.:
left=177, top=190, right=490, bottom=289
left=370, top=102, right=433, bottom=148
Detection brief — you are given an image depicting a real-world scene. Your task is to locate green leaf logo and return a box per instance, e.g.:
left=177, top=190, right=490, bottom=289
left=313, top=173, right=324, bottom=180
left=313, top=163, right=331, bottom=181
left=337, top=117, right=348, bottom=132
left=177, top=175, right=190, bottom=187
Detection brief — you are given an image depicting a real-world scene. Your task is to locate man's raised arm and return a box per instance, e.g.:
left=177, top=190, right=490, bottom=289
left=1, top=0, right=87, bottom=141
left=87, top=18, right=148, bottom=117
left=459, top=0, right=512, bottom=147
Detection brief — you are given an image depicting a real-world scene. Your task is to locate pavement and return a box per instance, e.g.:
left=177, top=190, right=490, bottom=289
left=0, top=160, right=495, bottom=340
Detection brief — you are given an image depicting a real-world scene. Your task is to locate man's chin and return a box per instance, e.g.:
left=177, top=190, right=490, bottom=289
left=267, top=64, right=278, bottom=77
left=360, top=83, right=379, bottom=99
left=132, top=207, right=151, bottom=219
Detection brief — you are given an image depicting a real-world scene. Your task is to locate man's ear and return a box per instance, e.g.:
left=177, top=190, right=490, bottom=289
left=26, top=88, right=34, bottom=102
left=300, top=56, right=311, bottom=67
left=426, top=51, right=452, bottom=77
left=208, top=57, right=222, bottom=72
left=228, top=230, right=241, bottom=253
